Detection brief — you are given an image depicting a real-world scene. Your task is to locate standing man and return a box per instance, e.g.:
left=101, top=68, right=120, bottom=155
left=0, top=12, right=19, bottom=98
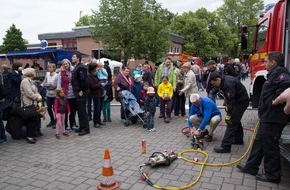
left=237, top=52, right=290, bottom=184
left=188, top=93, right=222, bottom=142
left=72, top=53, right=90, bottom=136
left=210, top=72, right=249, bottom=153
left=203, top=60, right=220, bottom=103
left=154, top=58, right=176, bottom=118
left=191, top=61, right=204, bottom=91
left=178, top=62, right=197, bottom=110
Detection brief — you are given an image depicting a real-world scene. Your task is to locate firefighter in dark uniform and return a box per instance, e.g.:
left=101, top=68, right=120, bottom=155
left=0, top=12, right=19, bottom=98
left=209, top=72, right=249, bottom=153
left=237, top=51, right=290, bottom=183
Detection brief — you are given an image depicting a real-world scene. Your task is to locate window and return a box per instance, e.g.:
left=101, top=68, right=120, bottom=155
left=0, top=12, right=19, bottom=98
left=175, top=47, right=179, bottom=53
left=62, top=39, right=77, bottom=50
left=256, top=19, right=268, bottom=50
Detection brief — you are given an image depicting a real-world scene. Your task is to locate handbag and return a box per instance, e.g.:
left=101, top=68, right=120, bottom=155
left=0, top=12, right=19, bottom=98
left=21, top=105, right=38, bottom=120
left=21, top=95, right=38, bottom=120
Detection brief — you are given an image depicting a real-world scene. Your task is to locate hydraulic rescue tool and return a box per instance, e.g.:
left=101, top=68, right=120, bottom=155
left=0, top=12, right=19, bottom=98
left=148, top=151, right=178, bottom=167
left=191, top=135, right=204, bottom=150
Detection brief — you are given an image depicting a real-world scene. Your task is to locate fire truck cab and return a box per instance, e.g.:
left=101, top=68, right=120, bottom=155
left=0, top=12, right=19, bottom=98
left=241, top=0, right=290, bottom=161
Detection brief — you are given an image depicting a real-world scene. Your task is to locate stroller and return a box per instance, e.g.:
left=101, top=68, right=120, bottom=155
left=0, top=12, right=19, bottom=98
left=120, top=90, right=147, bottom=127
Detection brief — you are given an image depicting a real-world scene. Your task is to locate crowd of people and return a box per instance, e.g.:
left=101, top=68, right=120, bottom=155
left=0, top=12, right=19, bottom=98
left=0, top=51, right=289, bottom=184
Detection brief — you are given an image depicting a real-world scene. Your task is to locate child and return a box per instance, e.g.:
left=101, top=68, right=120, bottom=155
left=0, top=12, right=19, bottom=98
left=54, top=88, right=70, bottom=139
left=131, top=74, right=143, bottom=104
left=157, top=76, right=173, bottom=123
left=95, top=62, right=108, bottom=99
left=144, top=87, right=157, bottom=132
left=140, top=82, right=149, bottom=104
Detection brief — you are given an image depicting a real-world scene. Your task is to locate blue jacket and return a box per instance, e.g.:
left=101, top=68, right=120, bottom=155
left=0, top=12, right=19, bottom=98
left=131, top=81, right=143, bottom=102
left=187, top=97, right=221, bottom=130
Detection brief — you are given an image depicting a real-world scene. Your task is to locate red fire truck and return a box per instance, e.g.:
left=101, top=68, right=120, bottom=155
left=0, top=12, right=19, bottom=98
left=166, top=52, right=202, bottom=67
left=241, top=0, right=290, bottom=108
left=241, top=0, right=290, bottom=160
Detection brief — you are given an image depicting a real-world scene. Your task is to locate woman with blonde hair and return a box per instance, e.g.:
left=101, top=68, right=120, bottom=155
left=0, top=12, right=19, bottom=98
left=57, top=59, right=77, bottom=131
left=20, top=68, right=42, bottom=144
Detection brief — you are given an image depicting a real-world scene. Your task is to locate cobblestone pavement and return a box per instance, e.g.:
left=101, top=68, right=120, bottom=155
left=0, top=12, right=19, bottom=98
left=0, top=104, right=290, bottom=190
left=1, top=77, right=290, bottom=190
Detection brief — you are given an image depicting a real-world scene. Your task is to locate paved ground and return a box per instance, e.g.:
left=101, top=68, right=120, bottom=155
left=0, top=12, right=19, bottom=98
left=1, top=78, right=290, bottom=190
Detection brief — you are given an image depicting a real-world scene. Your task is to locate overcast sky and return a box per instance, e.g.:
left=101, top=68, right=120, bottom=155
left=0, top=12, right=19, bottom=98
left=0, top=0, right=275, bottom=45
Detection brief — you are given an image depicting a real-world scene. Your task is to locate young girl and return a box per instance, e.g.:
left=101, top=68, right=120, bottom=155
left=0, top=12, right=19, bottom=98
left=157, top=76, right=173, bottom=123
left=54, top=88, right=70, bottom=139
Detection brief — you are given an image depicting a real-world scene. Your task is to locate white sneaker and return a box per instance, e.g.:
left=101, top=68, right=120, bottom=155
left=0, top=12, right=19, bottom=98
left=151, top=128, right=156, bottom=132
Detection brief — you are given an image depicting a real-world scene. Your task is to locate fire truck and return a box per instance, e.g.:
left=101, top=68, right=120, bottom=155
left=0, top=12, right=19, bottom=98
left=241, top=0, right=290, bottom=108
left=166, top=53, right=202, bottom=67
left=241, top=0, right=290, bottom=160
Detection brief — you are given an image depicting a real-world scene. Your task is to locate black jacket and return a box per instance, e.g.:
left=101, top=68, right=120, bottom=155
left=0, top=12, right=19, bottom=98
left=220, top=75, right=249, bottom=114
left=144, top=95, right=156, bottom=113
left=259, top=65, right=290, bottom=124
left=73, top=63, right=88, bottom=93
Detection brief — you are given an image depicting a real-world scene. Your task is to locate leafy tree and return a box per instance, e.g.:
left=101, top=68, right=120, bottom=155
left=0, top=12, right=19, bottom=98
left=217, top=0, right=264, bottom=56
left=171, top=8, right=235, bottom=60
left=91, top=0, right=173, bottom=64
left=75, top=15, right=94, bottom=26
left=1, top=24, right=27, bottom=53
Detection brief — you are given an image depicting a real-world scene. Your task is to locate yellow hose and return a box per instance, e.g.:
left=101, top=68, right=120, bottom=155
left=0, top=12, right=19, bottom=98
left=152, top=120, right=260, bottom=190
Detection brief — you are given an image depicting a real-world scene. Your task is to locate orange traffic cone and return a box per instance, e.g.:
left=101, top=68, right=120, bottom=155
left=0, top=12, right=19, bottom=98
left=97, top=149, right=121, bottom=190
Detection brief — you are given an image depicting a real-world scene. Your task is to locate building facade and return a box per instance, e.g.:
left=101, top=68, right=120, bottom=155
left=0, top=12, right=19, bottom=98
left=38, top=26, right=184, bottom=64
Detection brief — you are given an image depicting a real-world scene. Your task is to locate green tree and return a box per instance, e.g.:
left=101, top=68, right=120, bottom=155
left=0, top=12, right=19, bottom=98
left=217, top=0, right=264, bottom=56
left=171, top=8, right=235, bottom=60
left=91, top=0, right=172, bottom=64
left=1, top=24, right=27, bottom=53
left=75, top=15, right=94, bottom=26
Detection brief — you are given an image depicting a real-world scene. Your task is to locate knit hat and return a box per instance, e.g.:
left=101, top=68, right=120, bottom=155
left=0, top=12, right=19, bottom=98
left=190, top=93, right=200, bottom=103
left=147, top=87, right=155, bottom=94
left=234, top=58, right=240, bottom=63
left=134, top=74, right=142, bottom=82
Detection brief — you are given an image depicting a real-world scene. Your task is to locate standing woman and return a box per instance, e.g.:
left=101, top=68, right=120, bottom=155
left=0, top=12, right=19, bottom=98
left=57, top=59, right=77, bottom=131
left=87, top=60, right=106, bottom=128
left=43, top=63, right=58, bottom=127
left=20, top=68, right=42, bottom=144
left=114, top=66, right=132, bottom=122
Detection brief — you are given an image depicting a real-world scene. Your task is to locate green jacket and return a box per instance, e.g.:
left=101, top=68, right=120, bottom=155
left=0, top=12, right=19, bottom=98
left=154, top=63, right=176, bottom=90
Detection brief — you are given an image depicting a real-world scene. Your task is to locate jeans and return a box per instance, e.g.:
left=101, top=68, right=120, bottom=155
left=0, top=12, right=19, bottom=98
left=196, top=76, right=204, bottom=90
left=147, top=112, right=155, bottom=130
left=93, top=97, right=103, bottom=125
left=46, top=97, right=55, bottom=122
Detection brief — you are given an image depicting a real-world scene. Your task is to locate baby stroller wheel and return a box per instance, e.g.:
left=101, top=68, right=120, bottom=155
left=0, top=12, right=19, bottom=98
left=132, top=119, right=138, bottom=124
left=124, top=120, right=130, bottom=126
